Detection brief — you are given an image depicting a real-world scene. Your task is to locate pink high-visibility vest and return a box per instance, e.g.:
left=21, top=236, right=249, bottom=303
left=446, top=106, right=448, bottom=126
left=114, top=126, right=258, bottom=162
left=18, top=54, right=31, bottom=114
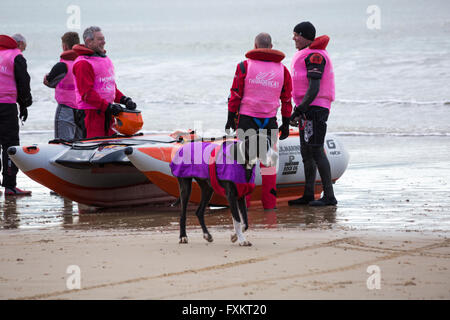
left=239, top=59, right=284, bottom=118
left=0, top=48, right=21, bottom=103
left=74, top=55, right=116, bottom=110
left=291, top=48, right=335, bottom=109
left=55, top=58, right=77, bottom=108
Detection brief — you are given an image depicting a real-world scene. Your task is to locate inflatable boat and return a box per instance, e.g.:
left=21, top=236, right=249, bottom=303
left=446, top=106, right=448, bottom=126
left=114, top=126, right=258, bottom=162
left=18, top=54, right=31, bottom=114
left=125, top=130, right=349, bottom=206
left=7, top=134, right=181, bottom=207
left=8, top=130, right=349, bottom=208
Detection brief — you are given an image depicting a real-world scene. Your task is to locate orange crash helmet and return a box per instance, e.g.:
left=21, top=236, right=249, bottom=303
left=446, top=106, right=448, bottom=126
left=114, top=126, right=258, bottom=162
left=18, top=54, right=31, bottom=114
left=112, top=109, right=144, bottom=136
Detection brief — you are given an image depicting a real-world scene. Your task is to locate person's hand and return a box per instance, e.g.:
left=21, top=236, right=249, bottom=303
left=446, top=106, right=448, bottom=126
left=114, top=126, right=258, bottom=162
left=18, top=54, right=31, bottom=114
left=225, top=111, right=237, bottom=134
left=108, top=103, right=123, bottom=116
left=120, top=96, right=137, bottom=110
left=289, top=110, right=300, bottom=127
left=19, top=106, right=28, bottom=123
left=289, top=105, right=307, bottom=127
left=43, top=74, right=49, bottom=86
left=279, top=117, right=290, bottom=140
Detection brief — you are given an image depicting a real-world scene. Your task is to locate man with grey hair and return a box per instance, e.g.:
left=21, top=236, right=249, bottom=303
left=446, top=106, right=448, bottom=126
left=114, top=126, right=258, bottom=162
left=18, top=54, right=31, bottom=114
left=72, top=26, right=137, bottom=138
left=11, top=33, right=26, bottom=52
left=226, top=32, right=293, bottom=210
left=254, top=32, right=272, bottom=49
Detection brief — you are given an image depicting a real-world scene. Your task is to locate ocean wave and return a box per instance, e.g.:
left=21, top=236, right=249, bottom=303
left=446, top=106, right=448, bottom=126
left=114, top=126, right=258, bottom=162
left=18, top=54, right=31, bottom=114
left=142, top=99, right=226, bottom=106
left=29, top=96, right=450, bottom=107
left=21, top=130, right=54, bottom=135
left=336, top=99, right=450, bottom=106
left=333, top=131, right=450, bottom=137
left=21, top=130, right=450, bottom=138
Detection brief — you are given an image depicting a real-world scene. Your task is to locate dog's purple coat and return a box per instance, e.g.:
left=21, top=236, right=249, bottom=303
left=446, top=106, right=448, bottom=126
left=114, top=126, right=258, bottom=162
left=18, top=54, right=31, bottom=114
left=170, top=141, right=255, bottom=184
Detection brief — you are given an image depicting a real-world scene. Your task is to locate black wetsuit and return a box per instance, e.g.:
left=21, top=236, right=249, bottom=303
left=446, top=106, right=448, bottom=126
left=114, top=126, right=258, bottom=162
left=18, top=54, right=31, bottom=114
left=0, top=54, right=32, bottom=188
left=290, top=52, right=336, bottom=205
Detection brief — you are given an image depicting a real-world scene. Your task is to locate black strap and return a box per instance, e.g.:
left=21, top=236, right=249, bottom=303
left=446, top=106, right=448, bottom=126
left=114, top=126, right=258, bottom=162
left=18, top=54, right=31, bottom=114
left=239, top=61, right=246, bottom=74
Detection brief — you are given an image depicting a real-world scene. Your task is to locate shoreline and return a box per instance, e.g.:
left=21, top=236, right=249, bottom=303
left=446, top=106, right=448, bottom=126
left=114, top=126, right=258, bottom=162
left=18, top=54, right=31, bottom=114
left=1, top=227, right=449, bottom=300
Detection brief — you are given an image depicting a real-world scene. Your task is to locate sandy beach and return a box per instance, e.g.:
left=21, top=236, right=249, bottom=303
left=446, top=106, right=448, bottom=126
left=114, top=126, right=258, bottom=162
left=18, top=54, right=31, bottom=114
left=1, top=134, right=450, bottom=301
left=2, top=0, right=450, bottom=304
left=1, top=227, right=449, bottom=300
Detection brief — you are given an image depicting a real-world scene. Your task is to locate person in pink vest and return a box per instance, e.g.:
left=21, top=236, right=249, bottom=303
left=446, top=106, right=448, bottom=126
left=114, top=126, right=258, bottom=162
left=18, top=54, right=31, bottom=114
left=0, top=34, right=32, bottom=196
left=288, top=21, right=337, bottom=206
left=43, top=32, right=84, bottom=141
left=72, top=26, right=137, bottom=139
left=227, top=32, right=293, bottom=210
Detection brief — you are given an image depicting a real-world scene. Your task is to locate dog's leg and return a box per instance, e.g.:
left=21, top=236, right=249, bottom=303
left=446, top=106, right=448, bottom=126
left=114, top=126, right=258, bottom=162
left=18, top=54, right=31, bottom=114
left=224, top=182, right=251, bottom=247
left=238, top=197, right=249, bottom=232
left=194, top=178, right=214, bottom=243
left=231, top=197, right=248, bottom=242
left=170, top=197, right=180, bottom=207
left=232, top=217, right=251, bottom=247
left=178, top=177, right=192, bottom=244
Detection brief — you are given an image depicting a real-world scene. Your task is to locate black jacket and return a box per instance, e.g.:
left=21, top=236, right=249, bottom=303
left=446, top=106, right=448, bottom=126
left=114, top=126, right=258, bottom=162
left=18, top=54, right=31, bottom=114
left=13, top=54, right=32, bottom=108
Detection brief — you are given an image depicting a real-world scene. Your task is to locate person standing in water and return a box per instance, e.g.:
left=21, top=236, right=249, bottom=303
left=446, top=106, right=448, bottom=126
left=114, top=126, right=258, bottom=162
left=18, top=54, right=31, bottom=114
left=72, top=26, right=137, bottom=138
left=0, top=34, right=32, bottom=195
left=44, top=32, right=85, bottom=140
left=288, top=21, right=337, bottom=206
left=226, top=32, right=293, bottom=210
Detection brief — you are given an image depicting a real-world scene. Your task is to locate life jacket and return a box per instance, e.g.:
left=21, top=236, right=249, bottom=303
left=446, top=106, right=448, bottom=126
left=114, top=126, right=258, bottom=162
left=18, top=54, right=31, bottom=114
left=73, top=44, right=116, bottom=110
left=239, top=48, right=285, bottom=118
left=291, top=35, right=335, bottom=109
left=170, top=141, right=255, bottom=198
left=55, top=50, right=78, bottom=108
left=0, top=35, right=21, bottom=104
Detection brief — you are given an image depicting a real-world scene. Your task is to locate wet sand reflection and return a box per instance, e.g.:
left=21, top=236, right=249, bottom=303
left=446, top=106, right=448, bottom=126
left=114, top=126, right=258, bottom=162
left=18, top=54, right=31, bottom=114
left=0, top=194, right=336, bottom=232
left=73, top=204, right=337, bottom=232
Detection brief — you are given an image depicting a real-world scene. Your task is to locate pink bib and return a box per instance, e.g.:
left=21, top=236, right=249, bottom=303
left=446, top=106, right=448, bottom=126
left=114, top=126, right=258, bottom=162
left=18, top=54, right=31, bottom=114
left=0, top=48, right=21, bottom=103
left=55, top=58, right=77, bottom=108
left=240, top=59, right=284, bottom=118
left=74, top=55, right=116, bottom=110
left=291, top=48, right=335, bottom=109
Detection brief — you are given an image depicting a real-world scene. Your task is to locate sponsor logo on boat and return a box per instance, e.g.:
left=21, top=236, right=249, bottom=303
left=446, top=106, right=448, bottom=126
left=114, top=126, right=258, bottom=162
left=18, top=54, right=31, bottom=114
left=279, top=145, right=301, bottom=155
left=282, top=155, right=299, bottom=175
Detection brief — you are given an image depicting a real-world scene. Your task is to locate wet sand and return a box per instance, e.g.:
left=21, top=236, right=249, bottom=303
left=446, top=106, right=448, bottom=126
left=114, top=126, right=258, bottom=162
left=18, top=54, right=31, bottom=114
left=2, top=134, right=449, bottom=234
left=1, top=135, right=449, bottom=299
left=0, top=227, right=449, bottom=300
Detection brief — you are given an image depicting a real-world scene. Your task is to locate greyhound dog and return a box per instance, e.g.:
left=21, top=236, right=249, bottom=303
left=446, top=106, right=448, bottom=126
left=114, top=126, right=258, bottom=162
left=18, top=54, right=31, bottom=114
left=170, top=138, right=261, bottom=246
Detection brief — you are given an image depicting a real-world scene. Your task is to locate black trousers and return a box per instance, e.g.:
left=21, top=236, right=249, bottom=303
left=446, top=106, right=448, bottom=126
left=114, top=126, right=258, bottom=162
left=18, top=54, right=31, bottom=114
left=237, top=114, right=278, bottom=154
left=299, top=106, right=334, bottom=198
left=237, top=114, right=279, bottom=209
left=0, top=103, right=20, bottom=188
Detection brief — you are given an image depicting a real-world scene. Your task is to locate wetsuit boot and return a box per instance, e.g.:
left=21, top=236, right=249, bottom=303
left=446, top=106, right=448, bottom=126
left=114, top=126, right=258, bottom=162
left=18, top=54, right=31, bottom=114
left=5, top=187, right=32, bottom=196
left=288, top=145, right=316, bottom=205
left=309, top=146, right=337, bottom=206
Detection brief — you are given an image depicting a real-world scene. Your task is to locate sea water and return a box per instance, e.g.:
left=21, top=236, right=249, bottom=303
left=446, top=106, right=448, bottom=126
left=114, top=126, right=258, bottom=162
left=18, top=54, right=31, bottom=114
left=0, top=0, right=449, bottom=233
